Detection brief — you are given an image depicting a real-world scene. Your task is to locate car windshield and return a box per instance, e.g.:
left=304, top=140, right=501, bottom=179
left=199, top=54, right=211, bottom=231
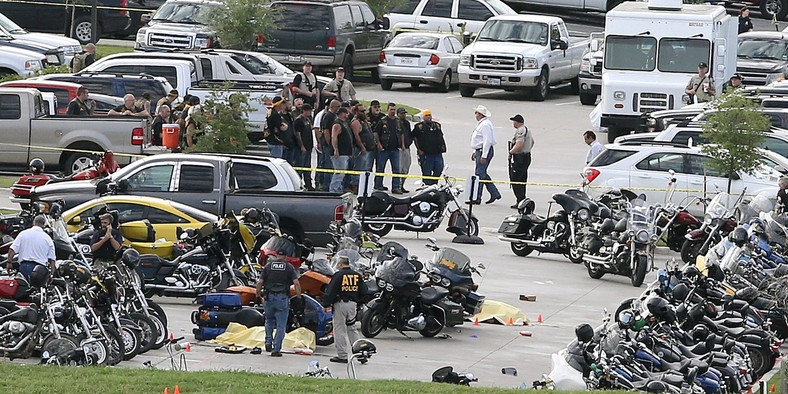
left=389, top=34, right=439, bottom=49
left=738, top=38, right=788, bottom=61
left=152, top=3, right=217, bottom=24
left=604, top=35, right=657, bottom=71
left=0, top=13, right=26, bottom=34
left=272, top=3, right=331, bottom=31
left=477, top=20, right=548, bottom=45
left=657, top=38, right=710, bottom=73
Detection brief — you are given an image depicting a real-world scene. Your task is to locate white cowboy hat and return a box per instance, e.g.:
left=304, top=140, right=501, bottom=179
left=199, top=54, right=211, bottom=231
left=473, top=105, right=491, bottom=117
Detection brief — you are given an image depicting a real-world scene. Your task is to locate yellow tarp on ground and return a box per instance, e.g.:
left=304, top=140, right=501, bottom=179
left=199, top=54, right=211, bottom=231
left=210, top=323, right=316, bottom=354
left=471, top=300, right=528, bottom=325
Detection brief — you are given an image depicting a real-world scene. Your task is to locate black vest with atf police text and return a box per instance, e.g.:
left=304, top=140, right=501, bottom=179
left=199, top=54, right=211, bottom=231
left=322, top=267, right=367, bottom=305
left=262, top=260, right=296, bottom=294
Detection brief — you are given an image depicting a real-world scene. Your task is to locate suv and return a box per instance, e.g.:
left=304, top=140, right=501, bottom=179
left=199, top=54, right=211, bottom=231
left=0, top=0, right=131, bottom=44
left=39, top=73, right=173, bottom=112
left=383, top=0, right=516, bottom=35
left=135, top=0, right=222, bottom=51
left=261, top=0, right=390, bottom=78
left=583, top=142, right=783, bottom=213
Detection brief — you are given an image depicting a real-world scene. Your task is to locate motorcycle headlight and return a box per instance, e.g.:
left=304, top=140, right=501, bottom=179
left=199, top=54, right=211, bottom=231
left=703, top=214, right=712, bottom=225
left=430, top=274, right=441, bottom=283
left=441, top=278, right=451, bottom=287
left=377, top=279, right=386, bottom=288
left=385, top=283, right=394, bottom=292
left=636, top=229, right=650, bottom=243
left=577, top=209, right=590, bottom=221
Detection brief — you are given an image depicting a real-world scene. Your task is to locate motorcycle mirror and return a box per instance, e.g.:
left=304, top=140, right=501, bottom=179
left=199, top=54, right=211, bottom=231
left=427, top=237, right=437, bottom=244
left=176, top=226, right=183, bottom=239
left=466, top=373, right=477, bottom=382
left=309, top=360, right=320, bottom=368
left=668, top=169, right=675, bottom=176
left=476, top=263, right=486, bottom=270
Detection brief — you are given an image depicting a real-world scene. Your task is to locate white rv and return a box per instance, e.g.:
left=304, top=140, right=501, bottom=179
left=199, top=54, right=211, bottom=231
left=600, top=0, right=737, bottom=142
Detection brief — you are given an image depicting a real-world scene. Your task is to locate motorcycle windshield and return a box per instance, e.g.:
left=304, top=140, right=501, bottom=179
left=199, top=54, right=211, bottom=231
left=311, top=259, right=336, bottom=276
left=706, top=192, right=734, bottom=219
left=764, top=212, right=788, bottom=245
left=720, top=244, right=747, bottom=274
left=262, top=236, right=297, bottom=257
left=377, top=241, right=409, bottom=263
left=331, top=249, right=363, bottom=271
left=431, top=247, right=471, bottom=275
left=626, top=202, right=655, bottom=235
left=375, top=256, right=417, bottom=288
left=749, top=191, right=776, bottom=217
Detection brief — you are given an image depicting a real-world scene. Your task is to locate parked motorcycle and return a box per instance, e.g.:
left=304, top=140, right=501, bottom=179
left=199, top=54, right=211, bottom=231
left=498, top=189, right=599, bottom=262
left=423, top=238, right=486, bottom=317
left=360, top=242, right=465, bottom=338
left=681, top=191, right=744, bottom=263
left=358, top=175, right=477, bottom=237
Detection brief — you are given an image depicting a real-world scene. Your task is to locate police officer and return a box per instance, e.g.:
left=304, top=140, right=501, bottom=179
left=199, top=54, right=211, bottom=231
left=256, top=249, right=301, bottom=357
left=508, top=114, right=534, bottom=208
left=322, top=256, right=368, bottom=363
left=411, top=109, right=446, bottom=185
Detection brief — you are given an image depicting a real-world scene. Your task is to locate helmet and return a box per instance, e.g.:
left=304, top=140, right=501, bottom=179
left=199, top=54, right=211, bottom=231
left=351, top=338, right=377, bottom=356
left=645, top=296, right=675, bottom=323
left=691, top=325, right=709, bottom=342
left=29, top=158, right=45, bottom=174
left=618, top=310, right=635, bottom=329
left=121, top=249, right=141, bottom=270
left=671, top=283, right=689, bottom=302
left=729, top=226, right=748, bottom=247
left=575, top=323, right=594, bottom=343
left=243, top=208, right=260, bottom=222
left=735, top=286, right=758, bottom=302
left=749, top=218, right=766, bottom=235
left=29, top=264, right=51, bottom=288
left=682, top=265, right=700, bottom=282
left=49, top=202, right=62, bottom=218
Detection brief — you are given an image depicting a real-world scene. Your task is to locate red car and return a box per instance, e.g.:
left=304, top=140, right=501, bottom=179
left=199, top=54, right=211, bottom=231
left=0, top=80, right=81, bottom=114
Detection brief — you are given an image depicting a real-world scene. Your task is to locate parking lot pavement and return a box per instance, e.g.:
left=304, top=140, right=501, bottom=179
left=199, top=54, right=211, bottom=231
left=121, top=85, right=659, bottom=388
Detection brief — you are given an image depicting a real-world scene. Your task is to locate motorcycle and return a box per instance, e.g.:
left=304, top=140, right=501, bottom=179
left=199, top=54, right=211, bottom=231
left=583, top=197, right=656, bottom=287
left=360, top=242, right=465, bottom=338
left=681, top=191, right=744, bottom=264
left=423, top=238, right=486, bottom=317
left=11, top=152, right=119, bottom=209
left=498, top=189, right=599, bottom=263
left=358, top=174, right=477, bottom=237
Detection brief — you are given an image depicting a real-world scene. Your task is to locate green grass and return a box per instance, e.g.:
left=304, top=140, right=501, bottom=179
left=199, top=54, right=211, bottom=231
left=0, top=176, right=15, bottom=189
left=359, top=100, right=421, bottom=117
left=97, top=45, right=134, bottom=58
left=768, top=370, right=781, bottom=393
left=0, top=361, right=538, bottom=394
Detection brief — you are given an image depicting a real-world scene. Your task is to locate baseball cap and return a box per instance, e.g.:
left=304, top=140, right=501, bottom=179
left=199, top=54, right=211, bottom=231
left=167, top=89, right=178, bottom=97
left=370, top=100, right=381, bottom=107
left=271, top=97, right=285, bottom=107
left=337, top=67, right=345, bottom=72
left=422, top=109, right=432, bottom=116
left=510, top=114, right=525, bottom=123
left=397, top=108, right=407, bottom=114
left=698, top=62, right=708, bottom=69
left=303, top=61, right=313, bottom=66
left=731, top=73, right=743, bottom=80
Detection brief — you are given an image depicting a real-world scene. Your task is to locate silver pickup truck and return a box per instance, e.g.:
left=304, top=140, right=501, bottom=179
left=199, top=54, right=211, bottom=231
left=457, top=15, right=588, bottom=101
left=0, top=88, right=152, bottom=174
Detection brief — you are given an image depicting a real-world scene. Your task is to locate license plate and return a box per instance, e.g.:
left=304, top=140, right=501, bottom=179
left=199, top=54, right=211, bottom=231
left=399, top=57, right=415, bottom=65
left=487, top=78, right=501, bottom=86
left=285, top=55, right=304, bottom=63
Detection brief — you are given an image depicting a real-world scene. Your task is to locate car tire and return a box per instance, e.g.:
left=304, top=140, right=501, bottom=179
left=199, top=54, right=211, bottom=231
left=579, top=92, right=597, bottom=106
left=761, top=0, right=788, bottom=20
left=342, top=52, right=354, bottom=80
left=65, top=151, right=94, bottom=175
left=531, top=68, right=549, bottom=101
left=570, top=76, right=579, bottom=94
left=381, top=79, right=393, bottom=91
left=72, top=16, right=101, bottom=45
left=459, top=84, right=475, bottom=97
left=371, top=68, right=380, bottom=84
left=439, top=71, right=452, bottom=93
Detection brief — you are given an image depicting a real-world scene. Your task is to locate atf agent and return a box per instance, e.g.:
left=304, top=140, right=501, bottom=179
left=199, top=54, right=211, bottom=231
left=257, top=248, right=301, bottom=357
left=322, top=256, right=368, bottom=363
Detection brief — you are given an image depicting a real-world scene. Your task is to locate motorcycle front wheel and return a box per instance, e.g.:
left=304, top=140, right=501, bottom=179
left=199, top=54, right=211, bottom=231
left=587, top=263, right=605, bottom=279
left=511, top=242, right=532, bottom=257
left=361, top=305, right=387, bottom=338
left=364, top=223, right=393, bottom=237
left=680, top=239, right=705, bottom=264
left=566, top=244, right=584, bottom=264
left=419, top=310, right=446, bottom=337
left=631, top=254, right=648, bottom=287
left=128, top=313, right=158, bottom=354
left=41, top=333, right=79, bottom=363
left=118, top=324, right=141, bottom=361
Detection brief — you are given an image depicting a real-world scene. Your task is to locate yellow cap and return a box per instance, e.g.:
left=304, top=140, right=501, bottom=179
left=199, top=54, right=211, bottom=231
left=422, top=109, right=432, bottom=116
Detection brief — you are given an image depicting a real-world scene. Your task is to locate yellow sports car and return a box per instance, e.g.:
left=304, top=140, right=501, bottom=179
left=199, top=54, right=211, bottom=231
left=64, top=195, right=218, bottom=258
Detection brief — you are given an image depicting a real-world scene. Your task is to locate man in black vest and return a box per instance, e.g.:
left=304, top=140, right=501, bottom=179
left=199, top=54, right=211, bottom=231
left=256, top=249, right=301, bottom=357
left=322, top=256, right=368, bottom=363
left=330, top=107, right=354, bottom=193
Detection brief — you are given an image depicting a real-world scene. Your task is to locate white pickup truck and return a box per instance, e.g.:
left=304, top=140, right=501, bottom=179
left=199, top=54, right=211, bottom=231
left=457, top=15, right=588, bottom=101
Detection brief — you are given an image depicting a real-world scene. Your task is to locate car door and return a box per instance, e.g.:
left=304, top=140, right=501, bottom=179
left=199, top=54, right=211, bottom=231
left=351, top=4, right=373, bottom=65
left=173, top=162, right=220, bottom=215
left=121, top=162, right=177, bottom=200
left=442, top=36, right=462, bottom=74
left=144, top=205, right=194, bottom=242
left=418, top=0, right=454, bottom=33
left=456, top=0, right=494, bottom=35
left=0, top=92, right=29, bottom=166
left=632, top=152, right=689, bottom=205
left=386, top=0, right=421, bottom=30
left=360, top=4, right=388, bottom=57
left=685, top=154, right=735, bottom=203
left=0, top=0, right=63, bottom=33
left=549, top=22, right=573, bottom=81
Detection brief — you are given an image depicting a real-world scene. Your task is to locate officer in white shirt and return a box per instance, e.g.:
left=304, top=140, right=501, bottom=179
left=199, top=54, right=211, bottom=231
left=6, top=215, right=55, bottom=280
left=470, top=105, right=502, bottom=204
left=584, top=130, right=605, bottom=164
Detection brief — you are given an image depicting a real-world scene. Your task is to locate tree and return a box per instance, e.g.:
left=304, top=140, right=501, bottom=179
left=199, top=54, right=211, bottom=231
left=366, top=0, right=408, bottom=19
left=187, top=86, right=266, bottom=154
left=700, top=90, right=770, bottom=192
left=205, top=0, right=276, bottom=50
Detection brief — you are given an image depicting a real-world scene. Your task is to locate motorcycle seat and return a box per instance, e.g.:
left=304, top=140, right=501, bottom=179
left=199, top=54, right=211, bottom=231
left=0, top=299, right=18, bottom=312
left=714, top=317, right=744, bottom=327
left=720, top=325, right=745, bottom=337
left=420, top=286, right=449, bottom=305
left=659, top=373, right=685, bottom=387
left=389, top=195, right=412, bottom=205
left=0, top=306, right=35, bottom=324
left=524, top=214, right=547, bottom=224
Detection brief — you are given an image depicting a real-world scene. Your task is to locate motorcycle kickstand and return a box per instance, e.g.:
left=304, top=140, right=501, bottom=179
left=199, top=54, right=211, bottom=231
left=397, top=331, right=414, bottom=340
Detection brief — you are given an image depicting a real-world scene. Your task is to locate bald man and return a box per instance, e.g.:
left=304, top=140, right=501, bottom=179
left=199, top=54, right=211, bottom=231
left=108, top=94, right=150, bottom=118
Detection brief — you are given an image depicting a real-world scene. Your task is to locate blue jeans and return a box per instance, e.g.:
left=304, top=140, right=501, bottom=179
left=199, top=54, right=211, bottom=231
left=375, top=150, right=401, bottom=190
left=264, top=293, right=290, bottom=353
left=475, top=147, right=500, bottom=201
left=330, top=155, right=351, bottom=193
left=352, top=150, right=374, bottom=186
left=19, top=261, right=42, bottom=281
left=298, top=149, right=313, bottom=187
left=419, top=154, right=444, bottom=185
left=317, top=148, right=333, bottom=191
left=268, top=144, right=284, bottom=159
left=283, top=147, right=298, bottom=166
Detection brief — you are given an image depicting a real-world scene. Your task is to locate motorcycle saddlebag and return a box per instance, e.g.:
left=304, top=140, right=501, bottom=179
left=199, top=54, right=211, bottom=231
left=435, top=298, right=465, bottom=327
left=193, top=326, right=226, bottom=341
left=0, top=277, right=20, bottom=299
left=363, top=192, right=390, bottom=215
left=194, top=293, right=242, bottom=310
left=465, top=291, right=485, bottom=316
left=497, top=215, right=529, bottom=234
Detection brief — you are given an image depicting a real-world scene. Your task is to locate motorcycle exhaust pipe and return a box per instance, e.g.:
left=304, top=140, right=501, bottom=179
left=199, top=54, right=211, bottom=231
left=144, top=284, right=195, bottom=292
left=582, top=254, right=609, bottom=265
left=0, top=334, right=32, bottom=352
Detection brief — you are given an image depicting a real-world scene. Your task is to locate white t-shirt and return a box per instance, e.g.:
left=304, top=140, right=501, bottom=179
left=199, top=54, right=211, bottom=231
left=587, top=140, right=605, bottom=164
left=10, top=226, right=55, bottom=264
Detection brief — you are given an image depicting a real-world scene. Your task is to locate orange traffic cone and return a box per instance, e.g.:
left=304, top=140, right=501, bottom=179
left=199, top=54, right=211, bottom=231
left=173, top=386, right=181, bottom=394
left=169, top=332, right=174, bottom=341
left=537, top=314, right=543, bottom=323
left=771, top=384, right=776, bottom=393
left=163, top=388, right=169, bottom=394
left=473, top=317, right=479, bottom=326
left=507, top=317, right=514, bottom=326
left=185, top=343, right=191, bottom=352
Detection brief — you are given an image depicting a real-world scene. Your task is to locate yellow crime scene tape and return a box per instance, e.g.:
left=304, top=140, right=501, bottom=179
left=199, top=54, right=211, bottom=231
left=0, top=0, right=155, bottom=13
left=0, top=142, right=147, bottom=159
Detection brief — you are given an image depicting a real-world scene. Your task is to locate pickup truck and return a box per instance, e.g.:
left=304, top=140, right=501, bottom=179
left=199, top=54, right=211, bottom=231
left=578, top=32, right=603, bottom=106
left=24, top=153, right=355, bottom=246
left=135, top=0, right=221, bottom=51
left=0, top=88, right=153, bottom=174
left=457, top=15, right=588, bottom=101
left=736, top=31, right=788, bottom=87
left=0, top=45, right=46, bottom=78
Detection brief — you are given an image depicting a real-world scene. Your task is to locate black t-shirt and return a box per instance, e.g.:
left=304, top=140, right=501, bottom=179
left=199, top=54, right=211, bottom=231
left=262, top=259, right=297, bottom=294
left=779, top=188, right=788, bottom=210
left=294, top=115, right=313, bottom=149
left=412, top=121, right=446, bottom=155
left=368, top=112, right=385, bottom=130
left=355, top=119, right=376, bottom=151
left=280, top=112, right=296, bottom=148
left=89, top=229, right=123, bottom=261
left=334, top=118, right=354, bottom=156
left=151, top=115, right=172, bottom=145
left=112, top=104, right=144, bottom=115
left=66, top=98, right=92, bottom=116
left=320, top=111, right=337, bottom=151
left=375, top=116, right=401, bottom=151
left=400, top=118, right=412, bottom=147
left=266, top=110, right=284, bottom=145
left=738, top=16, right=753, bottom=34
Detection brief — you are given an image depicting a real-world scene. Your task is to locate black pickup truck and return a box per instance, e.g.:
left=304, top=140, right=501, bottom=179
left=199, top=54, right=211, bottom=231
left=24, top=153, right=354, bottom=246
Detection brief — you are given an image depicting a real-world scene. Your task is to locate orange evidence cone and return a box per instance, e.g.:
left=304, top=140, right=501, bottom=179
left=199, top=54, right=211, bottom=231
left=163, top=388, right=169, bottom=394
left=507, top=317, right=514, bottom=326
left=169, top=332, right=174, bottom=341
left=537, top=314, right=543, bottom=323
left=771, top=385, right=776, bottom=393
left=473, top=317, right=479, bottom=326
left=185, top=343, right=191, bottom=352
left=173, top=386, right=181, bottom=394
